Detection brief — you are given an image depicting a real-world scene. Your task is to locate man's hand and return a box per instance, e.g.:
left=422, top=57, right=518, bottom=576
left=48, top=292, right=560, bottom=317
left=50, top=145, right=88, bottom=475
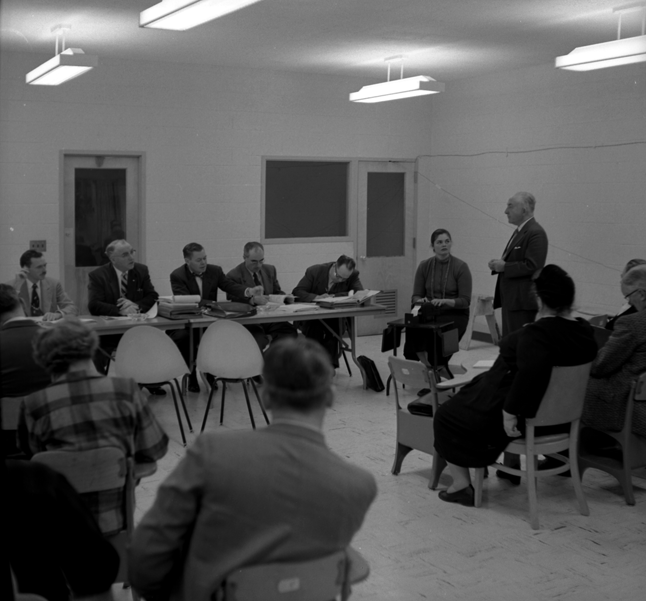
left=253, top=295, right=269, bottom=305
left=15, top=268, right=29, bottom=281
left=42, top=312, right=62, bottom=321
left=488, top=259, right=505, bottom=273
left=117, top=298, right=139, bottom=315
left=246, top=285, right=264, bottom=297
left=502, top=410, right=522, bottom=437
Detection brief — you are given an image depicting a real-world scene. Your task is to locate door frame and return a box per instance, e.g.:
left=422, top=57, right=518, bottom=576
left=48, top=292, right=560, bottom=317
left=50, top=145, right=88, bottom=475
left=58, top=150, right=147, bottom=289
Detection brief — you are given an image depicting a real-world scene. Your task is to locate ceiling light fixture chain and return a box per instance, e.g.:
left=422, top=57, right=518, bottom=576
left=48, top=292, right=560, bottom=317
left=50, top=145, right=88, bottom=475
left=52, top=24, right=71, bottom=56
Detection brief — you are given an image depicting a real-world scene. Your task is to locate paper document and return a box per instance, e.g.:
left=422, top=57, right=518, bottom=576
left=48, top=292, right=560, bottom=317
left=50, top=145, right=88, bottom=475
left=274, top=303, right=319, bottom=313
left=159, top=295, right=201, bottom=304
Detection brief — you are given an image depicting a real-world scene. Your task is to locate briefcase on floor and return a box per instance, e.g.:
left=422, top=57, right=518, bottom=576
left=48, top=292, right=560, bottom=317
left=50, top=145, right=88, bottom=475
left=357, top=356, right=385, bottom=392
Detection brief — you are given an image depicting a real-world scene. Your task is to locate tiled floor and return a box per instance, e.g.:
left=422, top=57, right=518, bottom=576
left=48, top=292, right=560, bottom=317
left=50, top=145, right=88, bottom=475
left=120, top=336, right=646, bottom=600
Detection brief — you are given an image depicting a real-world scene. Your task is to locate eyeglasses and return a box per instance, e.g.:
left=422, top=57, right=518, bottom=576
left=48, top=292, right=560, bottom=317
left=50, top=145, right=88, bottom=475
left=624, top=288, right=643, bottom=301
left=333, top=265, right=350, bottom=281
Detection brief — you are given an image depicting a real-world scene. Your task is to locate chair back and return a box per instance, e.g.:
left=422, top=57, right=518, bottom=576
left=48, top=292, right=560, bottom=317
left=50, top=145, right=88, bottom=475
left=217, top=550, right=351, bottom=601
left=197, top=320, right=264, bottom=379
left=388, top=357, right=434, bottom=409
left=114, top=325, right=189, bottom=384
left=1, top=396, right=24, bottom=430
left=529, top=363, right=593, bottom=427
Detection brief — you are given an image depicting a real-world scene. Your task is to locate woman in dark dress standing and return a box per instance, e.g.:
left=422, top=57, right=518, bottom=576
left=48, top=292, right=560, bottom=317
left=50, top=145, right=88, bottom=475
left=404, top=229, right=472, bottom=375
left=433, top=265, right=598, bottom=506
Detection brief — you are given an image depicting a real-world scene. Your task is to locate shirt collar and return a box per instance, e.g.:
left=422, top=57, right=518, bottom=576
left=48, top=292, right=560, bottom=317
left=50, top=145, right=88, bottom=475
left=113, top=265, right=126, bottom=280
left=517, top=216, right=534, bottom=232
left=270, top=417, right=323, bottom=434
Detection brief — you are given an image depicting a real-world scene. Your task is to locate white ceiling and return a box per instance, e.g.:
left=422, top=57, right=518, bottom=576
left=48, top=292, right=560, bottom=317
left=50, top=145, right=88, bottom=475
left=0, top=0, right=641, bottom=82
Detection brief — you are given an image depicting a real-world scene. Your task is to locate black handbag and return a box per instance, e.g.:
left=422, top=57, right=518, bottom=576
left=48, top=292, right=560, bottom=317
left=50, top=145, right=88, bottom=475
left=381, top=324, right=402, bottom=353
left=357, top=356, right=385, bottom=392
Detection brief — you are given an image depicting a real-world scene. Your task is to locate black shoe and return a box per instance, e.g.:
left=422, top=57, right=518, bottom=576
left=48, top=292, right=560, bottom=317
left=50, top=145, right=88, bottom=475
left=496, top=469, right=521, bottom=485
left=417, top=388, right=431, bottom=397
left=187, top=371, right=200, bottom=393
left=438, top=485, right=474, bottom=507
left=147, top=386, right=166, bottom=396
left=205, top=373, right=218, bottom=389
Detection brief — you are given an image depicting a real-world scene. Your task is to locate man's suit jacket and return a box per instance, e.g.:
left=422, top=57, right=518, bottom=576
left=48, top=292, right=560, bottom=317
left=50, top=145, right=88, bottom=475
left=88, top=263, right=158, bottom=316
left=493, top=218, right=548, bottom=312
left=128, top=423, right=377, bottom=601
left=169, top=264, right=248, bottom=302
left=292, top=262, right=363, bottom=302
left=7, top=276, right=78, bottom=318
left=0, top=319, right=51, bottom=397
left=226, top=262, right=284, bottom=303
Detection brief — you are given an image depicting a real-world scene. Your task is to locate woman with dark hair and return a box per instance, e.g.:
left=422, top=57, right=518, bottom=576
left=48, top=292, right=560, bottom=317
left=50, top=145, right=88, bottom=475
left=404, top=229, right=472, bottom=377
left=432, top=265, right=598, bottom=507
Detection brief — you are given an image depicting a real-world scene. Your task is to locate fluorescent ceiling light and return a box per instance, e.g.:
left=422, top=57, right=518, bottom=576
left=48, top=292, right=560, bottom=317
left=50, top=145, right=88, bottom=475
left=350, top=75, right=445, bottom=103
left=26, top=26, right=97, bottom=86
left=140, top=0, right=263, bottom=30
left=556, top=3, right=646, bottom=71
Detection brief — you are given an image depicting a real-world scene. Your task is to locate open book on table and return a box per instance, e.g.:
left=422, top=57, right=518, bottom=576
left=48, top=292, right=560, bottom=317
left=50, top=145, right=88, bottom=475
left=316, top=289, right=380, bottom=309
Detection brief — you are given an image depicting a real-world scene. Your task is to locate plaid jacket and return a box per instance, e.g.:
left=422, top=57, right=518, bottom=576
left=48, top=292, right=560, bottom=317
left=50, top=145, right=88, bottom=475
left=18, top=370, right=169, bottom=535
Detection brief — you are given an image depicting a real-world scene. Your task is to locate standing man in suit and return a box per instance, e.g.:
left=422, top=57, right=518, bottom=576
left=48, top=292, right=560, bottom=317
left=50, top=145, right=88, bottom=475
left=169, top=242, right=263, bottom=392
left=227, top=241, right=298, bottom=350
left=128, top=338, right=377, bottom=601
left=488, top=192, right=548, bottom=336
left=292, top=255, right=363, bottom=368
left=6, top=250, right=78, bottom=321
left=87, top=239, right=163, bottom=395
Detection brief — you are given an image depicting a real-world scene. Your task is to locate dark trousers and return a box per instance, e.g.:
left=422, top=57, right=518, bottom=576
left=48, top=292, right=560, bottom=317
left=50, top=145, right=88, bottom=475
left=246, top=322, right=298, bottom=351
left=501, top=309, right=537, bottom=337
left=93, top=334, right=121, bottom=375
left=300, top=319, right=342, bottom=368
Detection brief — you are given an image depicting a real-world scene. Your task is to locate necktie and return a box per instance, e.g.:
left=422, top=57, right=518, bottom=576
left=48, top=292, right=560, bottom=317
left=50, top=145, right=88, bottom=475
left=253, top=272, right=261, bottom=287
left=503, top=229, right=519, bottom=255
left=31, top=283, right=42, bottom=316
left=120, top=272, right=128, bottom=298
left=194, top=272, right=203, bottom=279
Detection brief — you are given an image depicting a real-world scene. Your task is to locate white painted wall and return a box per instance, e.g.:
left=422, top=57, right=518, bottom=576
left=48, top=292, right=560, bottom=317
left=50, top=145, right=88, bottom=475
left=0, top=53, right=433, bottom=296
left=424, top=62, right=646, bottom=319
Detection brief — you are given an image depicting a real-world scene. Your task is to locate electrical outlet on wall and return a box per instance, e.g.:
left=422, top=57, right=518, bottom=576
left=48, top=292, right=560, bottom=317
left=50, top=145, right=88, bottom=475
left=30, top=240, right=47, bottom=252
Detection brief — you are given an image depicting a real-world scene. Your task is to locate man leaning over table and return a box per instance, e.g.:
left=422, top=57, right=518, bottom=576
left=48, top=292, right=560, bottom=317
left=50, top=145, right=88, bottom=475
left=87, top=239, right=164, bottom=395
left=292, top=255, right=363, bottom=368
left=6, top=249, right=78, bottom=321
left=169, top=242, right=263, bottom=392
left=226, top=241, right=298, bottom=351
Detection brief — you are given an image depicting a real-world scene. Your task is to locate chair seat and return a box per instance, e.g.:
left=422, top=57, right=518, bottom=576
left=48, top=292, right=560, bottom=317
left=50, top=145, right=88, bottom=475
left=506, top=432, right=570, bottom=451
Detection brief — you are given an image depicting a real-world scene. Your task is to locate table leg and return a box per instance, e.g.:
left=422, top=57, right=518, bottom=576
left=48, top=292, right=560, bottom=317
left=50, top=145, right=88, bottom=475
left=348, top=317, right=367, bottom=390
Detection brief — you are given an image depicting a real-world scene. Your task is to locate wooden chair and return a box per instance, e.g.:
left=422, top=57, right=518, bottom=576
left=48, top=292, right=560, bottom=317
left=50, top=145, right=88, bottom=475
left=197, top=320, right=269, bottom=431
left=214, top=547, right=369, bottom=601
left=388, top=357, right=481, bottom=489
left=459, top=294, right=500, bottom=350
left=114, top=325, right=193, bottom=446
left=470, top=363, right=593, bottom=530
left=31, top=447, right=137, bottom=598
left=579, top=372, right=646, bottom=505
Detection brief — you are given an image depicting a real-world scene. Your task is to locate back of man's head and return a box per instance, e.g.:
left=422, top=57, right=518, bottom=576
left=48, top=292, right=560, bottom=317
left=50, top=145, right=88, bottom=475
left=623, top=265, right=646, bottom=289
left=336, top=255, right=356, bottom=272
left=262, top=338, right=334, bottom=413
left=0, top=283, right=24, bottom=324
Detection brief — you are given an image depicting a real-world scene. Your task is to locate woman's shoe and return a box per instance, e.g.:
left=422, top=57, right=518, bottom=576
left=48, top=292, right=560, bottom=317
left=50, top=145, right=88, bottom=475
left=438, top=485, right=474, bottom=507
left=496, top=469, right=521, bottom=485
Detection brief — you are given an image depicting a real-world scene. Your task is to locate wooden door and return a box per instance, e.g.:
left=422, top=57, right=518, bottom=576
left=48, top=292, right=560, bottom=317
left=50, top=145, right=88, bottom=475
left=63, top=154, right=142, bottom=313
left=356, top=160, right=416, bottom=335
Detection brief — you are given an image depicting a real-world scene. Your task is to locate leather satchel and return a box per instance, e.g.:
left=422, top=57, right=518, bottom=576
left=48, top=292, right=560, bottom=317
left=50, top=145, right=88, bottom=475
left=202, top=301, right=257, bottom=319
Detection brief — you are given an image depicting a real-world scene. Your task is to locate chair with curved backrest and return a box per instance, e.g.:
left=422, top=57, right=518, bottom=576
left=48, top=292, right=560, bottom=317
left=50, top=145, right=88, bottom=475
left=214, top=547, right=369, bottom=601
left=196, top=320, right=269, bottom=431
left=31, top=447, right=137, bottom=599
left=114, top=325, right=193, bottom=446
left=468, top=363, right=593, bottom=530
left=388, top=356, right=482, bottom=489
left=579, top=372, right=646, bottom=505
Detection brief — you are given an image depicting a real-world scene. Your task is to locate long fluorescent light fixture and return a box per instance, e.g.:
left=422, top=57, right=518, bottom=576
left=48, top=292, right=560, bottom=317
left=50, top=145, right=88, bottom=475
left=26, top=26, right=98, bottom=86
left=140, top=0, right=263, bottom=30
left=556, top=3, right=646, bottom=71
left=350, top=75, right=444, bottom=103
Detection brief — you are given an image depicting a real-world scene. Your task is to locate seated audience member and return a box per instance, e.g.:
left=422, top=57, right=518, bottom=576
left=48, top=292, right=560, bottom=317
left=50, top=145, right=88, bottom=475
left=0, top=284, right=50, bottom=398
left=87, top=239, right=164, bottom=394
left=128, top=338, right=377, bottom=601
left=6, top=250, right=78, bottom=320
left=169, top=242, right=263, bottom=392
left=226, top=241, right=298, bottom=350
left=403, top=229, right=472, bottom=378
left=432, top=265, right=597, bottom=507
left=604, top=258, right=646, bottom=331
left=292, top=255, right=363, bottom=368
left=5, top=458, right=119, bottom=601
left=17, top=317, right=169, bottom=535
left=582, top=264, right=646, bottom=439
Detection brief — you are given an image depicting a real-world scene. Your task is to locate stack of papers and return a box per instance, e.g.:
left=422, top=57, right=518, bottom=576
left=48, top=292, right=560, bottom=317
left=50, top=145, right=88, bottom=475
left=316, top=290, right=380, bottom=309
left=158, top=295, right=201, bottom=319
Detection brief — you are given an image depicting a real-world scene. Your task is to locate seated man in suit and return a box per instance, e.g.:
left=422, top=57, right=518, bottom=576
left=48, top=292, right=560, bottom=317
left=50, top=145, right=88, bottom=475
left=88, top=239, right=163, bottom=395
left=129, top=338, right=377, bottom=601
left=226, top=241, right=298, bottom=350
left=6, top=249, right=78, bottom=321
left=169, top=242, right=263, bottom=392
left=292, top=255, right=363, bottom=368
